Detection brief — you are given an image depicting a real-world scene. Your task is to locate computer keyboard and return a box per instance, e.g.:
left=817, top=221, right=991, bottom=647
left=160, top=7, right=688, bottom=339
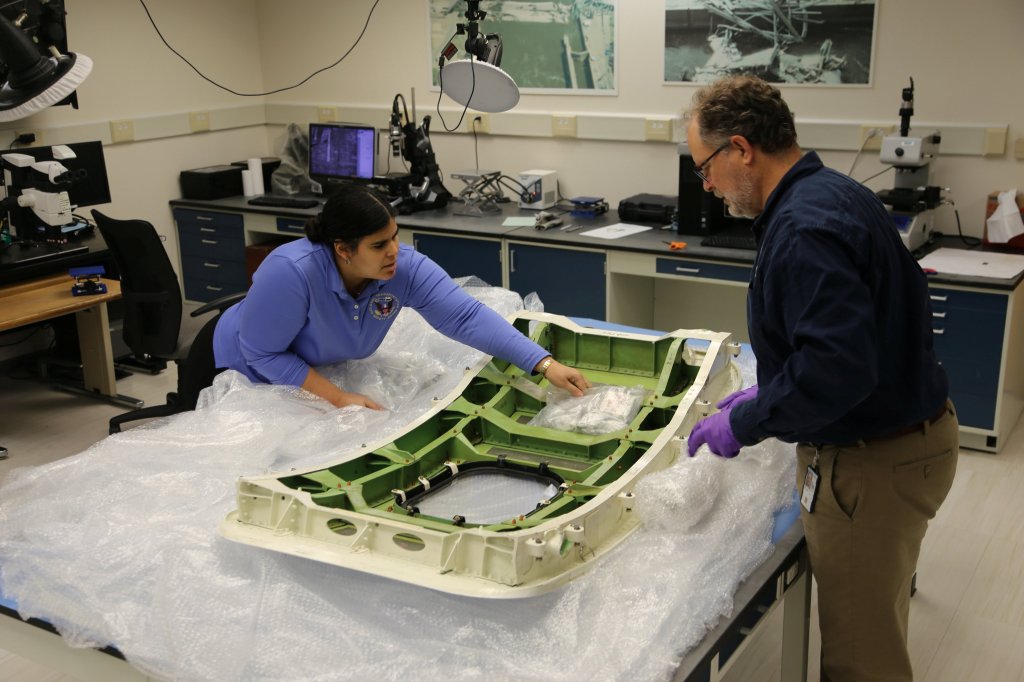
left=247, top=195, right=320, bottom=209
left=700, top=233, right=759, bottom=251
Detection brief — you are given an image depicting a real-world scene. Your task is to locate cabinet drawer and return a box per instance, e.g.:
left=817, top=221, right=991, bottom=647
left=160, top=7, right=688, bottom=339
left=179, top=223, right=245, bottom=261
left=183, top=274, right=247, bottom=303
left=277, top=217, right=307, bottom=235
left=173, top=208, right=244, bottom=231
left=656, top=257, right=751, bottom=283
left=928, top=287, right=1007, bottom=317
left=181, top=255, right=247, bottom=289
left=414, top=232, right=502, bottom=286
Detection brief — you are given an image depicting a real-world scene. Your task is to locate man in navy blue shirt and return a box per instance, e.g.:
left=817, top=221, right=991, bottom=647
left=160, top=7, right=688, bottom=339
left=685, top=75, right=958, bottom=681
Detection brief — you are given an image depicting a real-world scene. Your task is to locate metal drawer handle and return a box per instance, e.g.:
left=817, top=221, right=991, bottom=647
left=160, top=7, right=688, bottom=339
left=510, top=249, right=516, bottom=273
left=201, top=239, right=218, bottom=245
left=206, top=285, right=223, bottom=292
left=196, top=215, right=213, bottom=221
left=203, top=262, right=221, bottom=269
left=929, top=294, right=948, bottom=302
left=675, top=266, right=700, bottom=274
left=932, top=328, right=945, bottom=335
left=200, top=227, right=216, bottom=232
left=932, top=311, right=946, bottom=319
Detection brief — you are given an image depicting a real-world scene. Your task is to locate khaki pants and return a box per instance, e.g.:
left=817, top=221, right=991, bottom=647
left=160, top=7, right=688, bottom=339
left=796, top=401, right=958, bottom=682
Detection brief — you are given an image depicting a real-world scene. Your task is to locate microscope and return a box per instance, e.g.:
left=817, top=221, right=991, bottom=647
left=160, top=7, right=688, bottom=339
left=1, top=145, right=85, bottom=242
left=379, top=91, right=451, bottom=214
left=875, top=78, right=943, bottom=251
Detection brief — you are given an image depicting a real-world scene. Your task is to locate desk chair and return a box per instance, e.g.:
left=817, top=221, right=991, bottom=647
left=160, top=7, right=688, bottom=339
left=92, top=211, right=244, bottom=434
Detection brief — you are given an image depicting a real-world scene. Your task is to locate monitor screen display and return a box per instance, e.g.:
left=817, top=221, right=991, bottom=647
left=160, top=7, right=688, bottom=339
left=308, top=123, right=376, bottom=184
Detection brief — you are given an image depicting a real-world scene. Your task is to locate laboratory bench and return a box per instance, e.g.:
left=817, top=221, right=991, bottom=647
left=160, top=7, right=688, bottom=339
left=168, top=196, right=1024, bottom=452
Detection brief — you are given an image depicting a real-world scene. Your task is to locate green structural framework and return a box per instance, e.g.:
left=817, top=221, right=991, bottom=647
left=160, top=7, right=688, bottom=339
left=220, top=313, right=742, bottom=598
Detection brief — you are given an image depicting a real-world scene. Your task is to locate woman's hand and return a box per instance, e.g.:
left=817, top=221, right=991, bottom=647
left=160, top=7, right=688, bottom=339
left=302, top=368, right=384, bottom=410
left=537, top=357, right=591, bottom=397
left=331, top=391, right=385, bottom=411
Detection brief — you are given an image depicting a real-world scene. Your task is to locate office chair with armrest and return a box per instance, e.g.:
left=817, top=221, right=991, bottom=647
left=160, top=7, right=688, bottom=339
left=91, top=210, right=244, bottom=434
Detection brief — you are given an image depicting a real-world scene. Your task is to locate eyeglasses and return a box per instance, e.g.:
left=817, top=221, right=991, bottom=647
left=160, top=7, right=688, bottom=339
left=693, top=141, right=732, bottom=183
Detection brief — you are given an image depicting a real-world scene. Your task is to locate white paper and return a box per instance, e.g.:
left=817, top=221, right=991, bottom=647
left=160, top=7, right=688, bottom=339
left=986, top=189, right=1024, bottom=243
left=503, top=217, right=536, bottom=227
left=918, top=247, right=1024, bottom=280
left=579, top=223, right=652, bottom=240
left=241, top=169, right=256, bottom=196
left=247, top=158, right=265, bottom=195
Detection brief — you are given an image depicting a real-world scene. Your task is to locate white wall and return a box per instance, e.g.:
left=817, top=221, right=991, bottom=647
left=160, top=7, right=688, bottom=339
left=0, top=0, right=271, bottom=361
left=255, top=0, right=1023, bottom=234
left=3, top=0, right=273, bottom=241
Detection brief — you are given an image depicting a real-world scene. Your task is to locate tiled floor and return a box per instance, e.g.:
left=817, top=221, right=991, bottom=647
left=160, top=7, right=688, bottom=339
left=2, top=362, right=1023, bottom=681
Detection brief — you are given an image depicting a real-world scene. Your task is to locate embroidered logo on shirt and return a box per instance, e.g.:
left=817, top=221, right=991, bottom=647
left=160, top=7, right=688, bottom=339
left=370, top=292, right=399, bottom=320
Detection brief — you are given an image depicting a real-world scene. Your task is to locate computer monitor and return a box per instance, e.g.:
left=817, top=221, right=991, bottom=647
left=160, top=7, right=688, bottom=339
left=1, top=140, right=111, bottom=240
left=308, top=123, right=376, bottom=188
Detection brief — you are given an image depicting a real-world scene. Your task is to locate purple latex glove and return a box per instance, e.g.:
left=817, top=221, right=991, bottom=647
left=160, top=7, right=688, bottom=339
left=687, top=409, right=743, bottom=458
left=717, top=385, right=758, bottom=410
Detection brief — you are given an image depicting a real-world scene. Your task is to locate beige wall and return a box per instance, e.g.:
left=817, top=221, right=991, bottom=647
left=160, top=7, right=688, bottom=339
left=256, top=0, right=1023, bottom=235
left=0, top=0, right=1021, bottom=265
left=4, top=0, right=272, bottom=244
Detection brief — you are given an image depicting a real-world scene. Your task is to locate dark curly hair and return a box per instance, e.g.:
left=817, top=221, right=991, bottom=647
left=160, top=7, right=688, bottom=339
left=305, top=184, right=397, bottom=250
left=689, top=75, right=798, bottom=153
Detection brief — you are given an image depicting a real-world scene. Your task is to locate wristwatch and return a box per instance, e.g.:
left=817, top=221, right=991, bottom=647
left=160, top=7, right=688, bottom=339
left=538, top=357, right=554, bottom=376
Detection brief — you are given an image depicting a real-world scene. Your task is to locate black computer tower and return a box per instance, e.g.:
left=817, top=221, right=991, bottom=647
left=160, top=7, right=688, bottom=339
left=676, top=152, right=752, bottom=235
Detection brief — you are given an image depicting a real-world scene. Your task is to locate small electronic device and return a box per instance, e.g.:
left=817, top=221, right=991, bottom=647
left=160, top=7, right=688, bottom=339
left=569, top=196, right=608, bottom=218
left=178, top=164, right=243, bottom=201
left=618, top=193, right=677, bottom=224
left=70, top=264, right=106, bottom=296
left=518, top=169, right=557, bottom=210
left=308, top=123, right=377, bottom=189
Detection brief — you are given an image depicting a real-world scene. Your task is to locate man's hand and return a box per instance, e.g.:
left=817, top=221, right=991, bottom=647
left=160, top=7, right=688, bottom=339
left=687, top=409, right=742, bottom=458
left=717, top=385, right=758, bottom=410
left=539, top=358, right=592, bottom=397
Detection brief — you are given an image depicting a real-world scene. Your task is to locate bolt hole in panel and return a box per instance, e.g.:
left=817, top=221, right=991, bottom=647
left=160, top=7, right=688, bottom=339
left=221, top=313, right=739, bottom=597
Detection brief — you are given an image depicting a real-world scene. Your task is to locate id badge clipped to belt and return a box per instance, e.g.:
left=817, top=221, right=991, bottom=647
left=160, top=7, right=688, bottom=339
left=801, top=462, right=820, bottom=513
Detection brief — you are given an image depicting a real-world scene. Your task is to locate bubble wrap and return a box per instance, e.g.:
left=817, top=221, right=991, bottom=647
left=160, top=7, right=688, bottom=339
left=0, top=292, right=793, bottom=682
left=529, top=384, right=647, bottom=435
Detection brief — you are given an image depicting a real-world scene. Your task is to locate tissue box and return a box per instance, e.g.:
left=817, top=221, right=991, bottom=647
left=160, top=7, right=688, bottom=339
left=983, top=191, right=1024, bottom=248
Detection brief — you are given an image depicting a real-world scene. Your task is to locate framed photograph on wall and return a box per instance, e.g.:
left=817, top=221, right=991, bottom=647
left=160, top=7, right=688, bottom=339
left=664, top=0, right=878, bottom=86
left=428, top=0, right=618, bottom=95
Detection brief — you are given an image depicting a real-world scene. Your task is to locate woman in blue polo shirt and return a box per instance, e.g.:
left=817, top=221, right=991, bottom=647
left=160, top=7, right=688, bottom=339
left=212, top=184, right=589, bottom=409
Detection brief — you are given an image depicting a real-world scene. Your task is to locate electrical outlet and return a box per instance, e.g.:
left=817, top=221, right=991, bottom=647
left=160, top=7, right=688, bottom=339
left=470, top=114, right=490, bottom=134
left=109, top=119, right=135, bottom=144
left=188, top=111, right=210, bottom=133
left=317, top=106, right=338, bottom=123
left=551, top=115, right=577, bottom=138
left=644, top=118, right=673, bottom=142
left=983, top=127, right=1007, bottom=157
left=858, top=124, right=891, bottom=151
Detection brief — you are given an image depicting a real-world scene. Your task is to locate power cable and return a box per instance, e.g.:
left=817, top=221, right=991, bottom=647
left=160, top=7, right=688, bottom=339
left=137, top=0, right=383, bottom=96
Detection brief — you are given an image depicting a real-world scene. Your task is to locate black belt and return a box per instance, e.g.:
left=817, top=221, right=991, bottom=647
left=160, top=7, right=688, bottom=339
left=801, top=402, right=950, bottom=450
left=871, top=402, right=949, bottom=442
